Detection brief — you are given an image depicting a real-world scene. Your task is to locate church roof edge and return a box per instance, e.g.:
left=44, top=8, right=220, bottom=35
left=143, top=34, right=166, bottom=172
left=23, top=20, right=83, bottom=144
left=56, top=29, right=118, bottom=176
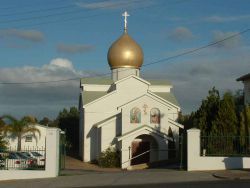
left=80, top=77, right=172, bottom=86
left=236, top=73, right=250, bottom=81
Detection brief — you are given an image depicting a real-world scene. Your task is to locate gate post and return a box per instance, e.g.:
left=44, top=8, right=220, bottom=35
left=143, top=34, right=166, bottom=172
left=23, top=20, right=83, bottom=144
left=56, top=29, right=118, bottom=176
left=45, top=128, right=60, bottom=177
left=187, top=128, right=200, bottom=171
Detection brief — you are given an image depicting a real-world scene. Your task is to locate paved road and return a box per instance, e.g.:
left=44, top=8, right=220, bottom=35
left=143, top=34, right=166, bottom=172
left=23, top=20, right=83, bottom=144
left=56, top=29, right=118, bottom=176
left=0, top=169, right=217, bottom=188
left=0, top=169, right=249, bottom=188
left=79, top=180, right=250, bottom=188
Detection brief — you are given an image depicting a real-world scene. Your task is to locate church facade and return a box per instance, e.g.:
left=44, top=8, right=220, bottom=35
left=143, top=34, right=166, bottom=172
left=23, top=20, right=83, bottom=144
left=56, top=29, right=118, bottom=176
left=79, top=12, right=183, bottom=169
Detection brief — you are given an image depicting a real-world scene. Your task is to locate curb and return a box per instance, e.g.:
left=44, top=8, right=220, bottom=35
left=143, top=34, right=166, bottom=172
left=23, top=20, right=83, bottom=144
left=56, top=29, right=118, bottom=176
left=213, top=173, right=250, bottom=180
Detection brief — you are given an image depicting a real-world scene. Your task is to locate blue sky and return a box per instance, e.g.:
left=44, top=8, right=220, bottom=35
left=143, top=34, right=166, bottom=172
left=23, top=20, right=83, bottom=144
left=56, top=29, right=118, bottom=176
left=0, top=0, right=250, bottom=119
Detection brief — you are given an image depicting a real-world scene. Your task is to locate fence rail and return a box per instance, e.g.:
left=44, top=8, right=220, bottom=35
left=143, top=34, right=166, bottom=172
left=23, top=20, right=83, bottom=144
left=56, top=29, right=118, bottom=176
left=0, top=147, right=46, bottom=170
left=200, top=135, right=250, bottom=157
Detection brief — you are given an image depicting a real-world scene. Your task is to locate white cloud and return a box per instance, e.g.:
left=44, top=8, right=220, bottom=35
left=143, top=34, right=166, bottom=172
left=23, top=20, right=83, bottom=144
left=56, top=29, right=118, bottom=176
left=76, top=0, right=154, bottom=10
left=44, top=58, right=75, bottom=72
left=204, top=15, right=250, bottom=23
left=0, top=29, right=44, bottom=42
left=212, top=30, right=242, bottom=49
left=143, top=45, right=250, bottom=114
left=0, top=58, right=94, bottom=119
left=168, top=27, right=194, bottom=42
left=0, top=58, right=86, bottom=84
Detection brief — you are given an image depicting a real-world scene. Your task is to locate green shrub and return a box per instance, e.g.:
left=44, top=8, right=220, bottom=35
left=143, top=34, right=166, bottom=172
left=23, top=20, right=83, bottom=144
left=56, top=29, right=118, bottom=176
left=98, top=147, right=120, bottom=168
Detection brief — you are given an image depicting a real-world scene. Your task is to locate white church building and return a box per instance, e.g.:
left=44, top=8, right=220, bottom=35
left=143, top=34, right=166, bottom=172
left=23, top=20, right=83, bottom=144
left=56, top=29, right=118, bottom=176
left=79, top=12, right=184, bottom=169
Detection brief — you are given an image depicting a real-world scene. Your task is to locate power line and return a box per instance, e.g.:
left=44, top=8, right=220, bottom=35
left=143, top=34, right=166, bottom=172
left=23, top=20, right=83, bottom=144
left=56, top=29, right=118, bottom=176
left=0, top=28, right=248, bottom=85
left=0, top=0, right=70, bottom=10
left=0, top=4, right=75, bottom=17
left=0, top=0, right=144, bottom=25
left=143, top=29, right=249, bottom=68
left=0, top=0, right=183, bottom=29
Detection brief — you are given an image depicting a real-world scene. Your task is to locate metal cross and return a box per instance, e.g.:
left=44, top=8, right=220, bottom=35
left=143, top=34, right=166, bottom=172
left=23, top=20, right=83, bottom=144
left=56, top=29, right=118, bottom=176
left=122, top=11, right=130, bottom=32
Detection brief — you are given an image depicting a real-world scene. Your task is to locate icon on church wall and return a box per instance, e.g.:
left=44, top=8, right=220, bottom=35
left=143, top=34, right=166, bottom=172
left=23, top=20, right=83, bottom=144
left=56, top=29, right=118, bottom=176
left=130, top=107, right=141, bottom=123
left=150, top=108, right=160, bottom=124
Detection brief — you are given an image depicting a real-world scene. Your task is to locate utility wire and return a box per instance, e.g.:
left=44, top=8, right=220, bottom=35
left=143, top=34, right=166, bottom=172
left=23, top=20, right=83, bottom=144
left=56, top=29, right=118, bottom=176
left=143, top=29, right=249, bottom=68
left=0, top=0, right=187, bottom=17
left=0, top=4, right=75, bottom=17
left=0, top=28, right=248, bottom=85
left=0, top=0, right=185, bottom=29
left=0, top=0, right=70, bottom=10
left=0, top=0, right=143, bottom=25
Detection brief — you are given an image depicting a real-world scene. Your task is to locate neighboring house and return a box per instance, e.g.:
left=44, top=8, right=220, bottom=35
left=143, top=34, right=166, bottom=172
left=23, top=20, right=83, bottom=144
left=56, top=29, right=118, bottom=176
left=78, top=12, right=184, bottom=169
left=7, top=124, right=47, bottom=150
left=237, top=73, right=250, bottom=105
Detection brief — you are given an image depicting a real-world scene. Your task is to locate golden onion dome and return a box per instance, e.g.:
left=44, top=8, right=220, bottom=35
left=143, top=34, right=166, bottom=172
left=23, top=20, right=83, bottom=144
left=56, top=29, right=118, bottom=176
left=107, top=32, right=144, bottom=69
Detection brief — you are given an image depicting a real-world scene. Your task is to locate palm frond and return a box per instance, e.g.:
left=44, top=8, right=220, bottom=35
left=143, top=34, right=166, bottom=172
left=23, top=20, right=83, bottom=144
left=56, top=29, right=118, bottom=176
left=1, top=115, right=17, bottom=123
left=21, top=116, right=37, bottom=124
left=22, top=127, right=41, bottom=138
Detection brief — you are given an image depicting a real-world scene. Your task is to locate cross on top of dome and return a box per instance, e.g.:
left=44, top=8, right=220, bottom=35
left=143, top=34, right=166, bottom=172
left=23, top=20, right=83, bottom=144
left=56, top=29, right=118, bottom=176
left=122, top=11, right=130, bottom=33
left=107, top=11, right=143, bottom=70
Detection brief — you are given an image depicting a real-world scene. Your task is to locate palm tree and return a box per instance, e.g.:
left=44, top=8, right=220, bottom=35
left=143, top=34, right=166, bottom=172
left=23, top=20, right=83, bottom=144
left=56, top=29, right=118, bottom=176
left=0, top=115, right=41, bottom=151
left=0, top=119, right=8, bottom=149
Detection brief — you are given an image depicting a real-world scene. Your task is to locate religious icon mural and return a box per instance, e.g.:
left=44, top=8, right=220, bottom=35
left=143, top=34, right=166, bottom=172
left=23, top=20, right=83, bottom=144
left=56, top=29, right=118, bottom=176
left=130, top=107, right=141, bottom=123
left=150, top=108, right=160, bottom=124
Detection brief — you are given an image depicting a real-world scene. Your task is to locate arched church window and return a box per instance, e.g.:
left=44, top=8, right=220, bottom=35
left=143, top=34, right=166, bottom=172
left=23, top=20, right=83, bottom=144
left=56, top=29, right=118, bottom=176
left=130, top=107, right=141, bottom=123
left=150, top=108, right=160, bottom=124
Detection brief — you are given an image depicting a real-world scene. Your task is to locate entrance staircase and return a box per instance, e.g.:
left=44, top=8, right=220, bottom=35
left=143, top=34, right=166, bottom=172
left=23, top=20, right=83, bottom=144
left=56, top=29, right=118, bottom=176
left=128, top=159, right=181, bottom=170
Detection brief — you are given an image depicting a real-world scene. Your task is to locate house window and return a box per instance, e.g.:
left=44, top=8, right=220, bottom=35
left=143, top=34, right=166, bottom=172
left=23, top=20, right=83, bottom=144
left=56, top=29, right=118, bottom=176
left=130, top=107, right=141, bottom=123
left=150, top=108, right=160, bottom=124
left=25, top=136, right=32, bottom=142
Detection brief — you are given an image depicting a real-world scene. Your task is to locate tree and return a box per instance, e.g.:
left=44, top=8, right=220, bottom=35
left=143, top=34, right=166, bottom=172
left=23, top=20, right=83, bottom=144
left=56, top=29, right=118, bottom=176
left=0, top=115, right=40, bottom=150
left=98, top=146, right=120, bottom=168
left=192, top=87, right=220, bottom=134
left=39, top=117, right=50, bottom=126
left=178, top=87, right=243, bottom=135
left=0, top=119, right=8, bottom=149
left=234, top=89, right=244, bottom=111
left=239, top=106, right=250, bottom=146
left=39, top=117, right=58, bottom=127
left=178, top=112, right=195, bottom=130
left=57, top=107, right=79, bottom=155
left=211, top=92, right=238, bottom=135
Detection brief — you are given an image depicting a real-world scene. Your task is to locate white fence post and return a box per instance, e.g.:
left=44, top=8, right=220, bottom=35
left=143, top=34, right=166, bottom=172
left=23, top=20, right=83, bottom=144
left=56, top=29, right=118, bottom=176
left=45, top=128, right=60, bottom=177
left=187, top=128, right=200, bottom=171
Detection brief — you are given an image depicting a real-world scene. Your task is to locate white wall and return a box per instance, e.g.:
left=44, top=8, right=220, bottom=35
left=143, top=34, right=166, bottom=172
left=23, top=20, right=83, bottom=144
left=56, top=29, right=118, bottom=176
left=112, top=68, right=139, bottom=81
left=82, top=76, right=180, bottom=162
left=100, top=118, right=117, bottom=151
left=187, top=128, right=250, bottom=171
left=82, top=77, right=149, bottom=161
left=0, top=128, right=61, bottom=181
left=121, top=95, right=178, bottom=135
left=7, top=124, right=47, bottom=150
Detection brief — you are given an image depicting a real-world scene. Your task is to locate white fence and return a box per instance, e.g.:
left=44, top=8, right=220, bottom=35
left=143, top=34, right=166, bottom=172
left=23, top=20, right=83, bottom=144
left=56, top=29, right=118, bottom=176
left=0, top=128, right=61, bottom=180
left=187, top=128, right=250, bottom=171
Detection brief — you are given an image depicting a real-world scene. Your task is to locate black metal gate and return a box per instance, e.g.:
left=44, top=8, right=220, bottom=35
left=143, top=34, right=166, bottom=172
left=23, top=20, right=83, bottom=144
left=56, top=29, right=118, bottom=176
left=59, top=133, right=66, bottom=171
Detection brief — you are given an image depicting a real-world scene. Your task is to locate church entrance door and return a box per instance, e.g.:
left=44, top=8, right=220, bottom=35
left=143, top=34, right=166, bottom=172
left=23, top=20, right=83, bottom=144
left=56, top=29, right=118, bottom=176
left=131, top=141, right=150, bottom=165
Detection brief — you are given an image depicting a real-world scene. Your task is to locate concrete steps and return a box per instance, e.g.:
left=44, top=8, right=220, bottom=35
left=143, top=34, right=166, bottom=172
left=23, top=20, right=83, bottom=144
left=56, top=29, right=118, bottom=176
left=127, top=163, right=149, bottom=170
